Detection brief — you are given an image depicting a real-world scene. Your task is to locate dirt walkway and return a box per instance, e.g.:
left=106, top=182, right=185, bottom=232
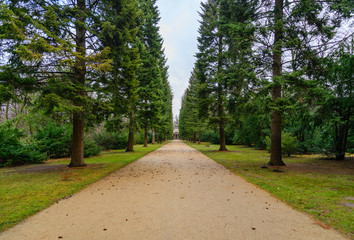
left=0, top=140, right=347, bottom=240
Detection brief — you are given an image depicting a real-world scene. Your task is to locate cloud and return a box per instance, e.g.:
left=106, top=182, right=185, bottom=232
left=157, top=0, right=203, bottom=117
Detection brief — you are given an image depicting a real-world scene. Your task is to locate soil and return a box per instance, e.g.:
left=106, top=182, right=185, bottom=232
left=0, top=140, right=348, bottom=240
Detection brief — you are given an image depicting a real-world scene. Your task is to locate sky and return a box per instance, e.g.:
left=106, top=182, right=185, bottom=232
left=156, top=0, right=203, bottom=118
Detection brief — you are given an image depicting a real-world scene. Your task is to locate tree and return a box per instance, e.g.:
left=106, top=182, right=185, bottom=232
left=254, top=0, right=353, bottom=165
left=158, top=62, right=173, bottom=141
left=136, top=0, right=163, bottom=147
left=179, top=68, right=204, bottom=143
left=196, top=0, right=228, bottom=151
left=0, top=1, right=113, bottom=166
left=315, top=40, right=353, bottom=160
left=98, top=0, right=141, bottom=152
left=137, top=0, right=173, bottom=143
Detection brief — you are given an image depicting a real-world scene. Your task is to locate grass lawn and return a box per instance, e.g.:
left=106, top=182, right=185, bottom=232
left=0, top=143, right=164, bottom=232
left=187, top=142, right=354, bottom=238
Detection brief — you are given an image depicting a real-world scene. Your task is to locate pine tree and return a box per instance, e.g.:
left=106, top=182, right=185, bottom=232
left=137, top=0, right=172, bottom=143
left=136, top=39, right=162, bottom=147
left=0, top=1, right=112, bottom=167
left=159, top=55, right=173, bottom=141
left=179, top=68, right=203, bottom=142
left=253, top=0, right=353, bottom=165
left=196, top=0, right=228, bottom=151
left=98, top=0, right=141, bottom=152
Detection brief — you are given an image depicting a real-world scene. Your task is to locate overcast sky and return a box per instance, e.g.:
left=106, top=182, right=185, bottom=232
left=156, top=0, right=203, bottom=118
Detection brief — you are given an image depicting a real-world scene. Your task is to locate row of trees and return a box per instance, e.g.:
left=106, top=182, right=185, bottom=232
left=0, top=0, right=173, bottom=167
left=179, top=0, right=353, bottom=165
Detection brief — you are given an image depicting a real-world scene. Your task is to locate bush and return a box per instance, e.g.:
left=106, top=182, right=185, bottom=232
left=34, top=122, right=72, bottom=158
left=200, top=130, right=220, bottom=144
left=113, top=132, right=128, bottom=149
left=282, top=133, right=298, bottom=156
left=93, top=131, right=128, bottom=150
left=84, top=138, right=102, bottom=157
left=0, top=123, right=46, bottom=167
left=265, top=132, right=298, bottom=157
left=34, top=122, right=102, bottom=158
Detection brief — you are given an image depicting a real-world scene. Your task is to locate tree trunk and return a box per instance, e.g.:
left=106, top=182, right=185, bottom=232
left=126, top=110, right=135, bottom=152
left=268, top=0, right=285, bottom=166
left=217, top=34, right=227, bottom=152
left=69, top=0, right=86, bottom=167
left=5, top=101, right=9, bottom=121
left=152, top=129, right=155, bottom=144
left=15, top=95, right=27, bottom=128
left=198, top=130, right=201, bottom=144
left=219, top=123, right=227, bottom=151
left=193, top=132, right=196, bottom=143
left=335, top=110, right=350, bottom=160
left=143, top=126, right=148, bottom=147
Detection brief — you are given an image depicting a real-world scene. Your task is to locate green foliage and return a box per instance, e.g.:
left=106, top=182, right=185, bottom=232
left=33, top=121, right=102, bottom=159
left=181, top=0, right=353, bottom=160
left=0, top=123, right=46, bottom=167
left=195, top=0, right=229, bottom=148
left=281, top=133, right=299, bottom=157
left=201, top=130, right=220, bottom=145
left=179, top=68, right=204, bottom=141
left=84, top=138, right=102, bottom=158
left=266, top=132, right=298, bottom=157
left=199, top=129, right=234, bottom=145
left=93, top=131, right=128, bottom=150
left=33, top=122, right=72, bottom=158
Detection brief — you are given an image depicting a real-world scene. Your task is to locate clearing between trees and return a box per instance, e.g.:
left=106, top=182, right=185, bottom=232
left=0, top=140, right=348, bottom=240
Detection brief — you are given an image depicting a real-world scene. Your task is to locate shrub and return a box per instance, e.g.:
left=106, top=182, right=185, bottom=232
left=84, top=138, right=102, bottom=157
left=201, top=130, right=220, bottom=144
left=0, top=123, right=46, bottom=167
left=265, top=132, right=298, bottom=157
left=93, top=131, right=128, bottom=150
left=92, top=131, right=116, bottom=150
left=113, top=132, right=128, bottom=149
left=34, top=122, right=72, bottom=158
left=282, top=133, right=298, bottom=156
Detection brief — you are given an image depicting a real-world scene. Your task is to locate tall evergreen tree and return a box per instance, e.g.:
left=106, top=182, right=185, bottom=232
left=179, top=68, right=203, bottom=143
left=98, top=0, right=141, bottom=152
left=159, top=55, right=174, bottom=141
left=137, top=0, right=172, bottom=143
left=0, top=0, right=112, bottom=167
left=196, top=0, right=228, bottom=151
left=136, top=39, right=162, bottom=147
left=254, top=0, right=353, bottom=165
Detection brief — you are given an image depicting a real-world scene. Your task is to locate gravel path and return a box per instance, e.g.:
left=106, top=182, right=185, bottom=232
left=0, top=140, right=347, bottom=240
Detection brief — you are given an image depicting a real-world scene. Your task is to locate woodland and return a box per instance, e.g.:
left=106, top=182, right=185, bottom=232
left=0, top=0, right=173, bottom=167
left=179, top=0, right=353, bottom=165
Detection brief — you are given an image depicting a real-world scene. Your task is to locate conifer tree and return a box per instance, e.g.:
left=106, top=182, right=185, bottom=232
left=159, top=55, right=174, bottom=141
left=137, top=0, right=172, bottom=143
left=196, top=0, right=228, bottom=151
left=179, top=68, right=203, bottom=142
left=256, top=0, right=353, bottom=165
left=0, top=0, right=112, bottom=167
left=136, top=39, right=162, bottom=147
left=98, top=0, right=141, bottom=152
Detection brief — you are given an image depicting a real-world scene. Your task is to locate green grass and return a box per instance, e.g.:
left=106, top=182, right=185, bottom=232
left=0, top=143, right=164, bottom=232
left=187, top=142, right=354, bottom=238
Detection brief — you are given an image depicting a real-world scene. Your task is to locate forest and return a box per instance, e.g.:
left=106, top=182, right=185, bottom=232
left=0, top=0, right=173, bottom=167
left=179, top=0, right=353, bottom=165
